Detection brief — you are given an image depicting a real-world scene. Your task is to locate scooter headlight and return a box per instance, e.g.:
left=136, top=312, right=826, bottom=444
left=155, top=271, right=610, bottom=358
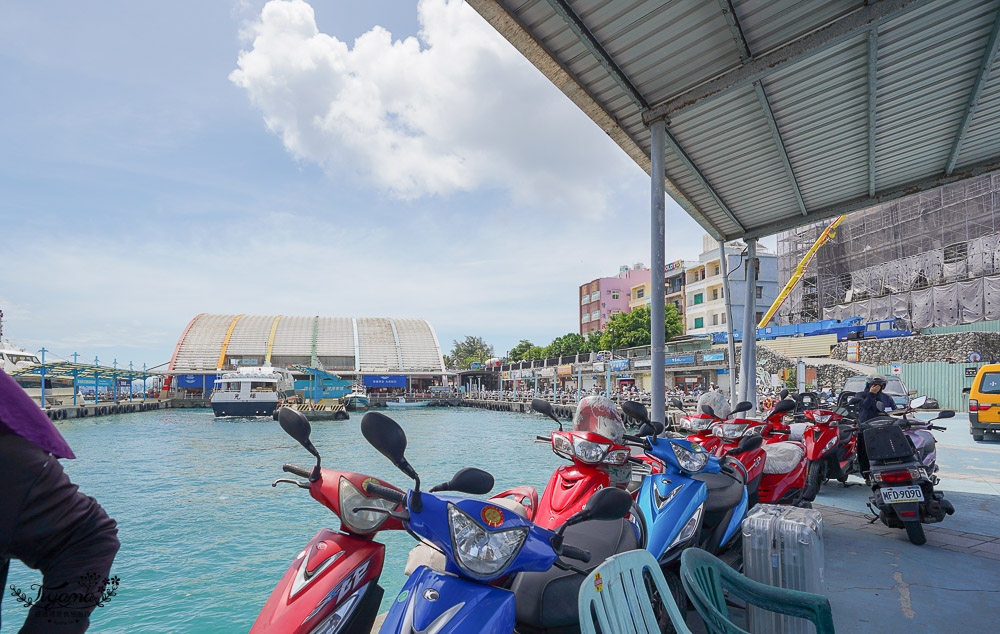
left=672, top=443, right=709, bottom=473
left=448, top=504, right=527, bottom=580
left=552, top=434, right=574, bottom=459
left=572, top=436, right=611, bottom=463
left=339, top=477, right=397, bottom=534
left=744, top=425, right=766, bottom=437
left=668, top=502, right=703, bottom=550
left=603, top=448, right=630, bottom=466
left=811, top=412, right=833, bottom=424
left=822, top=437, right=837, bottom=454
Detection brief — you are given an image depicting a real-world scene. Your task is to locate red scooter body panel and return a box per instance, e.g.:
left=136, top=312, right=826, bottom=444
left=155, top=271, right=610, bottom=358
left=804, top=425, right=841, bottom=461
left=757, top=447, right=808, bottom=503
left=535, top=464, right=610, bottom=530
left=491, top=486, right=539, bottom=522
left=686, top=430, right=726, bottom=454
left=308, top=469, right=405, bottom=535
left=251, top=530, right=384, bottom=633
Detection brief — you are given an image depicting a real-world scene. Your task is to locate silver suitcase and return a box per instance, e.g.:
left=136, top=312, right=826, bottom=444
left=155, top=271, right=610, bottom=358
left=741, top=504, right=824, bottom=634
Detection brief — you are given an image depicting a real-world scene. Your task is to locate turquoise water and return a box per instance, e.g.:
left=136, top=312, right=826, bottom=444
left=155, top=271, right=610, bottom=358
left=3, top=408, right=560, bottom=633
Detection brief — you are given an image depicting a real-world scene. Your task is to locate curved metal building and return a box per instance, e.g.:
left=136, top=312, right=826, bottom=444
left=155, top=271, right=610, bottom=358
left=169, top=314, right=446, bottom=374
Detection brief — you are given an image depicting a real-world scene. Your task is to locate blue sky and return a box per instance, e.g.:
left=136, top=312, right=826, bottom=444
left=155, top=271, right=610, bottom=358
left=0, top=0, right=761, bottom=367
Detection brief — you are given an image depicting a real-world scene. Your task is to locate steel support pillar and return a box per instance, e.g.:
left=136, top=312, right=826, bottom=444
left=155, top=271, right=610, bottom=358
left=718, top=239, right=738, bottom=406
left=650, top=119, right=667, bottom=425
left=738, top=240, right=758, bottom=410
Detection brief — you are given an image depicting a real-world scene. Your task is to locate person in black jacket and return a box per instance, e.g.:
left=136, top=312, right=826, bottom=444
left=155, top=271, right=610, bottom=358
left=857, top=374, right=897, bottom=423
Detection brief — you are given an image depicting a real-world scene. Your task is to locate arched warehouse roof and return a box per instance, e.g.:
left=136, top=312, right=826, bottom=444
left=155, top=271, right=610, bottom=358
left=169, top=314, right=446, bottom=374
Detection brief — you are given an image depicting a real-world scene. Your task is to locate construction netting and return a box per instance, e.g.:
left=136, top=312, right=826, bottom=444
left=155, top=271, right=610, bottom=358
left=776, top=174, right=1000, bottom=329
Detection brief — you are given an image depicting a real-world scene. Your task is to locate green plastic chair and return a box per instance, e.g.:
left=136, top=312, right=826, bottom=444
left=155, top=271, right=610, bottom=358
left=679, top=548, right=835, bottom=634
left=578, top=549, right=692, bottom=634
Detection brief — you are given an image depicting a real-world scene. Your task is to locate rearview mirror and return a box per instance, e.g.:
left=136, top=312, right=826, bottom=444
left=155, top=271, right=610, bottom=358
left=532, top=398, right=563, bottom=431
left=772, top=399, right=795, bottom=414
left=727, top=434, right=763, bottom=456
left=780, top=389, right=789, bottom=399
left=622, top=401, right=649, bottom=423
left=361, top=412, right=418, bottom=480
left=962, top=387, right=971, bottom=394
left=937, top=410, right=955, bottom=419
left=669, top=398, right=684, bottom=409
left=733, top=401, right=753, bottom=415
left=580, top=487, right=632, bottom=522
left=278, top=407, right=319, bottom=458
left=429, top=467, right=495, bottom=494
left=849, top=396, right=863, bottom=405
left=701, top=404, right=716, bottom=418
left=909, top=395, right=927, bottom=409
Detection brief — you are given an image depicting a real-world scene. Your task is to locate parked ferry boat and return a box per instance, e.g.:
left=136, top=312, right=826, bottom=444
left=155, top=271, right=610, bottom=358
left=343, top=384, right=370, bottom=411
left=211, top=367, right=294, bottom=417
left=1, top=340, right=76, bottom=405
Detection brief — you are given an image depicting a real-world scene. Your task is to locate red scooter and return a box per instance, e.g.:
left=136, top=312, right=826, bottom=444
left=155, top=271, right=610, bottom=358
left=252, top=408, right=404, bottom=634
left=800, top=405, right=860, bottom=501
left=688, top=400, right=808, bottom=507
left=529, top=399, right=649, bottom=542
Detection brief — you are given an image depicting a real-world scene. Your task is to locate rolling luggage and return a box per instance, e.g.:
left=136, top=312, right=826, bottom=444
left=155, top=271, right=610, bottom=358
left=742, top=504, right=824, bottom=634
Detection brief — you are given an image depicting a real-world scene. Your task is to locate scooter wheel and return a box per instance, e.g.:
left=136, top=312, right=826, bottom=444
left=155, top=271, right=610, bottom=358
left=904, top=522, right=926, bottom=545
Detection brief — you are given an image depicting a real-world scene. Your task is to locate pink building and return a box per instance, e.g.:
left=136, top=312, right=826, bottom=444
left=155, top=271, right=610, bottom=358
left=579, top=264, right=651, bottom=334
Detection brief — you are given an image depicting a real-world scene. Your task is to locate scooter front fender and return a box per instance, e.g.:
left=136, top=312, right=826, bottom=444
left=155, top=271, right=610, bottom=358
left=535, top=464, right=610, bottom=530
left=381, top=566, right=515, bottom=634
left=803, top=427, right=839, bottom=461
left=635, top=473, right=707, bottom=562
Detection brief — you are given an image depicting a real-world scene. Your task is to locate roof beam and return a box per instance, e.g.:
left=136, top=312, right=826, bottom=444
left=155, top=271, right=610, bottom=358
left=868, top=28, right=878, bottom=196
left=740, top=156, right=1000, bottom=240
left=753, top=81, right=807, bottom=216
left=542, top=0, right=648, bottom=110
left=716, top=0, right=751, bottom=61
left=643, top=0, right=934, bottom=123
left=662, top=129, right=746, bottom=234
left=945, top=8, right=1000, bottom=175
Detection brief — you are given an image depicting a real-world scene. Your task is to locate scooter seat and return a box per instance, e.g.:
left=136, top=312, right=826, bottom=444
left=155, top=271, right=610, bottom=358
left=512, top=518, right=638, bottom=629
left=692, top=470, right=744, bottom=513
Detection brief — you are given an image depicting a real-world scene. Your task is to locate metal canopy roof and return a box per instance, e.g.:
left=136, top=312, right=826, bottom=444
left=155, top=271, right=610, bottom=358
left=11, top=362, right=160, bottom=381
left=468, top=0, right=1000, bottom=240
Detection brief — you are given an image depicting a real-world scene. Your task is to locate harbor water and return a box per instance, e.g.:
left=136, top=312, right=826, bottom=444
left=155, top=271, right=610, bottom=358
left=2, top=408, right=561, bottom=633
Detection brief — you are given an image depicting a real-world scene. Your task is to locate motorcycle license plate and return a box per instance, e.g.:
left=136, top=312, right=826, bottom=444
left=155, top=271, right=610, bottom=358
left=880, top=486, right=924, bottom=504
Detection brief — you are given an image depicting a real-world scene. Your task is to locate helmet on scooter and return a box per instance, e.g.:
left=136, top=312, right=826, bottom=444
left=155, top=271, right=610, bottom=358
left=572, top=395, right=625, bottom=443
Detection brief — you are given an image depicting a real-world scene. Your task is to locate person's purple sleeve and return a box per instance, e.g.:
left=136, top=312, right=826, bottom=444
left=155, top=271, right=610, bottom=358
left=0, top=369, right=75, bottom=459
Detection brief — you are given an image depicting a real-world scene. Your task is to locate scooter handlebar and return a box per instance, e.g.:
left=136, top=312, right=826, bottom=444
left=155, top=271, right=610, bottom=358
left=559, top=544, right=591, bottom=563
left=283, top=464, right=312, bottom=479
left=363, top=481, right=407, bottom=505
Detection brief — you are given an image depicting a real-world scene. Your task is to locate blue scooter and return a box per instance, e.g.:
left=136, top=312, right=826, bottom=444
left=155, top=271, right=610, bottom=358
left=622, top=401, right=761, bottom=625
left=357, top=412, right=635, bottom=633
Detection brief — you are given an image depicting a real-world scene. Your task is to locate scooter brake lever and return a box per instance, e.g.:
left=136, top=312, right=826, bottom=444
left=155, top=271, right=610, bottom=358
left=272, top=478, right=310, bottom=489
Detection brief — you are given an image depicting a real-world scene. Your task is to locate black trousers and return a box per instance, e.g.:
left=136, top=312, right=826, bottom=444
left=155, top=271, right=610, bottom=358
left=0, top=434, right=120, bottom=633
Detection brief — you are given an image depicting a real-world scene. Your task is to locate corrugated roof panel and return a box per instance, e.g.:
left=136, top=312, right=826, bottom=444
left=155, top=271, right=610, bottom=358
left=271, top=315, right=314, bottom=356
left=315, top=317, right=355, bottom=357
left=957, top=67, right=1000, bottom=166
left=671, top=87, right=802, bottom=221
left=733, top=0, right=865, bottom=56
left=357, top=317, right=399, bottom=372
left=172, top=314, right=236, bottom=370
left=875, top=0, right=999, bottom=188
left=224, top=314, right=275, bottom=357
left=765, top=36, right=870, bottom=209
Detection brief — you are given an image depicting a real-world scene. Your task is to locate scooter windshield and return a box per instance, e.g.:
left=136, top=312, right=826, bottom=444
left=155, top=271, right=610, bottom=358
left=572, top=395, right=625, bottom=443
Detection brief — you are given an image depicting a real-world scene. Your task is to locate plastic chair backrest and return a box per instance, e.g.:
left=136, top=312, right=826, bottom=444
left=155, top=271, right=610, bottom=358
left=680, top=548, right=836, bottom=634
left=578, top=549, right=692, bottom=634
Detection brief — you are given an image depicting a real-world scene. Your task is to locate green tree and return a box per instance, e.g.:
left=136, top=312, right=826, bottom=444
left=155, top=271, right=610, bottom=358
left=449, top=336, right=494, bottom=369
left=548, top=333, right=586, bottom=357
left=598, top=305, right=683, bottom=351
left=507, top=339, right=534, bottom=362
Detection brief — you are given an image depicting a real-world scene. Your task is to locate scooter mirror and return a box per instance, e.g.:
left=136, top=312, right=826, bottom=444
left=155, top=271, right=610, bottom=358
left=669, top=398, right=684, bottom=409
left=622, top=400, right=649, bottom=423
left=937, top=410, right=955, bottom=419
left=278, top=407, right=319, bottom=458
left=729, top=434, right=764, bottom=455
left=909, top=395, right=927, bottom=409
left=581, top=487, right=632, bottom=522
left=360, top=412, right=417, bottom=480
left=780, top=389, right=789, bottom=399
left=531, top=398, right=553, bottom=417
left=848, top=396, right=863, bottom=406
left=733, top=401, right=753, bottom=415
left=701, top=404, right=717, bottom=418
left=429, top=467, right=495, bottom=494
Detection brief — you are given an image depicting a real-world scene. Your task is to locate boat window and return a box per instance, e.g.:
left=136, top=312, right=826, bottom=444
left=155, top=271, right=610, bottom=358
left=7, top=354, right=40, bottom=364
left=251, top=381, right=275, bottom=391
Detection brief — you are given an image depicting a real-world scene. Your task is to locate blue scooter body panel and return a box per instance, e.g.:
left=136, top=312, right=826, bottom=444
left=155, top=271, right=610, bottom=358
left=636, top=472, right=707, bottom=560
left=379, top=565, right=515, bottom=633
left=720, top=487, right=749, bottom=545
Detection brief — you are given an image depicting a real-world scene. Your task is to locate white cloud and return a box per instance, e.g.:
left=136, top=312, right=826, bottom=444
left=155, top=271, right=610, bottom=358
left=229, top=0, right=638, bottom=216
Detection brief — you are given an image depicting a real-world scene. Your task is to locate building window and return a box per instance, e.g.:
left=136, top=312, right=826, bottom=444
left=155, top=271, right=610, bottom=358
left=592, top=311, right=600, bottom=320
left=694, top=317, right=704, bottom=329
left=721, top=312, right=726, bottom=324
left=714, top=266, right=720, bottom=276
left=582, top=313, right=590, bottom=323
left=712, top=289, right=719, bottom=300
left=591, top=292, right=599, bottom=302
left=755, top=311, right=764, bottom=324
left=712, top=314, right=719, bottom=326
left=944, top=242, right=968, bottom=263
left=636, top=287, right=645, bottom=299
left=581, top=295, right=589, bottom=305
left=611, top=290, right=620, bottom=300
left=674, top=300, right=682, bottom=312
left=694, top=293, right=704, bottom=305
left=756, top=285, right=763, bottom=299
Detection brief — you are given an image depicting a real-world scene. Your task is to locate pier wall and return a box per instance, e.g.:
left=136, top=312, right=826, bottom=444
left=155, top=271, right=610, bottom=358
left=41, top=398, right=209, bottom=421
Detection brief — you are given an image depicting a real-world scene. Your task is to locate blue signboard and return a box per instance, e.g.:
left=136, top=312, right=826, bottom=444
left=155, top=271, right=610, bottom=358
left=363, top=375, right=408, bottom=388
left=470, top=362, right=482, bottom=370
left=611, top=360, right=630, bottom=371
left=716, top=369, right=730, bottom=375
left=702, top=352, right=725, bottom=362
left=666, top=356, right=695, bottom=365
left=176, top=374, right=218, bottom=388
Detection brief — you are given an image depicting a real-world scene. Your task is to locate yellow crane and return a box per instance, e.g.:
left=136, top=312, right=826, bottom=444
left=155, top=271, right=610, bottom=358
left=757, top=215, right=845, bottom=328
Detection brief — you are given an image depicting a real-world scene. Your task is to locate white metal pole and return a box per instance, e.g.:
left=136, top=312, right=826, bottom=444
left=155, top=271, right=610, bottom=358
left=650, top=119, right=667, bottom=424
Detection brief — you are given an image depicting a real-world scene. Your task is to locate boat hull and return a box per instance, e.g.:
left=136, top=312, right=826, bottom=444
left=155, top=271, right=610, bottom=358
left=384, top=401, right=431, bottom=409
left=344, top=396, right=370, bottom=411
left=212, top=400, right=278, bottom=417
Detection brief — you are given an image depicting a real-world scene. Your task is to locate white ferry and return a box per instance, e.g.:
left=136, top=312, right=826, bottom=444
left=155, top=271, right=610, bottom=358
left=1, top=340, right=76, bottom=405
left=211, top=367, right=294, bottom=417
left=343, top=383, right=370, bottom=411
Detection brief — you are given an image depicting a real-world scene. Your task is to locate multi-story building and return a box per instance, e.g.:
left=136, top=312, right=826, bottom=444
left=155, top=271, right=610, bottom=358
left=685, top=235, right=779, bottom=336
left=775, top=174, right=1000, bottom=329
left=628, top=261, right=690, bottom=329
left=579, top=264, right=651, bottom=334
